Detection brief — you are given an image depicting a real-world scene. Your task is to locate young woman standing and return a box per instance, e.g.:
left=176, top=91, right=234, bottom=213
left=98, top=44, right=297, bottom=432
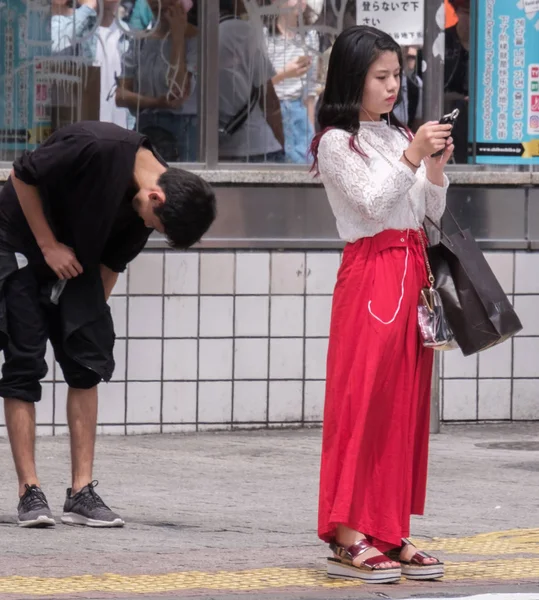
left=311, top=26, right=454, bottom=584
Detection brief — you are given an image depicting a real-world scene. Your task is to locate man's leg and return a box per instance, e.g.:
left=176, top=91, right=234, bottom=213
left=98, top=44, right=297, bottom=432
left=4, top=399, right=39, bottom=497
left=61, top=380, right=123, bottom=527
left=0, top=266, right=54, bottom=526
left=67, top=385, right=98, bottom=493
left=54, top=334, right=123, bottom=527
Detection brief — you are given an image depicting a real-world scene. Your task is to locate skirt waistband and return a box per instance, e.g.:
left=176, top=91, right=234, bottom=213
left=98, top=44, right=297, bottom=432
left=346, top=229, right=427, bottom=255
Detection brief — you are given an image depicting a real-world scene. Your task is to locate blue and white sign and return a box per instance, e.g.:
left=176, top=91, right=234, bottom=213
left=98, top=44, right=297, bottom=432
left=471, top=0, right=539, bottom=164
left=0, top=0, right=52, bottom=158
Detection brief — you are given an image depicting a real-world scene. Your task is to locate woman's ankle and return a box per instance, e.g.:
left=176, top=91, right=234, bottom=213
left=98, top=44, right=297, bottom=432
left=335, top=524, right=367, bottom=548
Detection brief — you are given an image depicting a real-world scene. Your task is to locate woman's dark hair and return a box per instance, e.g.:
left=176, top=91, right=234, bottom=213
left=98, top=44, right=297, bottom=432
left=310, top=25, right=411, bottom=172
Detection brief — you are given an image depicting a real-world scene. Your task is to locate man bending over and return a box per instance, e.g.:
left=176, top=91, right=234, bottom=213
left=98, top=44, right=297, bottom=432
left=0, top=121, right=216, bottom=528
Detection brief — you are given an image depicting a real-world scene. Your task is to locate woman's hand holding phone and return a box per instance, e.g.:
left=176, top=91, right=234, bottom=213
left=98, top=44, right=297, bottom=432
left=406, top=121, right=453, bottom=165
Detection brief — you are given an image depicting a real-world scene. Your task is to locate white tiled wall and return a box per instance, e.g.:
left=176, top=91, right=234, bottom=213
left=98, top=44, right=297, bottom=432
left=441, top=251, right=539, bottom=422
left=0, top=249, right=538, bottom=438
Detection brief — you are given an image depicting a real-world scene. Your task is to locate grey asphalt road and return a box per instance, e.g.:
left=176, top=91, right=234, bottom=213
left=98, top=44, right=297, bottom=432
left=0, top=423, right=538, bottom=599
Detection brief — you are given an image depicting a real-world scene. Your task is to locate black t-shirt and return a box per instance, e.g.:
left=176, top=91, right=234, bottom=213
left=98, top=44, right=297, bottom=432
left=444, top=26, right=469, bottom=163
left=0, top=121, right=164, bottom=273
left=444, top=25, right=468, bottom=96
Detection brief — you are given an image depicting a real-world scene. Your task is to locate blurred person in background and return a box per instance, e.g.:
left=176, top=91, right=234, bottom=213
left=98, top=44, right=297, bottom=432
left=128, top=0, right=154, bottom=29
left=313, top=0, right=356, bottom=132
left=51, top=0, right=96, bottom=55
left=218, top=0, right=284, bottom=162
left=393, top=46, right=423, bottom=132
left=51, top=0, right=133, bottom=129
left=263, top=0, right=319, bottom=163
left=116, top=0, right=199, bottom=162
left=444, top=0, right=469, bottom=163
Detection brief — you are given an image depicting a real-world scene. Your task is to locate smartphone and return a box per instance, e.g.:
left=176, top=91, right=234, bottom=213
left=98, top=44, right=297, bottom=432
left=431, top=108, right=459, bottom=157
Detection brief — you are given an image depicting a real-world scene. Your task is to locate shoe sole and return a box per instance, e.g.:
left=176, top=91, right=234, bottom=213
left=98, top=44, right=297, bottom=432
left=61, top=513, right=125, bottom=527
left=18, top=516, right=56, bottom=528
left=327, top=558, right=401, bottom=584
left=402, top=565, right=445, bottom=580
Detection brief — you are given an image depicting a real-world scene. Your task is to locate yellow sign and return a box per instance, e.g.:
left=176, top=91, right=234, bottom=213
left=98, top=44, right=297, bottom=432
left=522, top=139, right=539, bottom=158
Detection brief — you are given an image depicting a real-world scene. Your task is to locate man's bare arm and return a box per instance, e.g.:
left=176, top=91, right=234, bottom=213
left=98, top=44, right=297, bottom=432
left=10, top=169, right=83, bottom=279
left=261, top=80, right=285, bottom=149
left=100, top=264, right=119, bottom=300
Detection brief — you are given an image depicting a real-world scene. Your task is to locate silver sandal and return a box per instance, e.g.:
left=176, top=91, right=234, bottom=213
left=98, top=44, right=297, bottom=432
left=386, top=538, right=444, bottom=581
left=327, top=538, right=402, bottom=584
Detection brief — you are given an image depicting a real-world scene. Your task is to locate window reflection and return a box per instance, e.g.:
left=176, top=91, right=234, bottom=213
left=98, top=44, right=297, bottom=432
left=217, top=0, right=356, bottom=164
left=0, top=0, right=478, bottom=166
left=117, top=0, right=199, bottom=162
left=217, top=0, right=285, bottom=163
left=0, top=0, right=393, bottom=165
left=392, top=46, right=423, bottom=132
left=262, top=0, right=319, bottom=164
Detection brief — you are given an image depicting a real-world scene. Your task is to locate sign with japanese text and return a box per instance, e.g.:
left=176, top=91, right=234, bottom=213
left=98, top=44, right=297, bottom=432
left=0, top=0, right=52, bottom=159
left=471, top=0, right=539, bottom=163
left=523, top=0, right=539, bottom=14
left=355, top=1, right=424, bottom=46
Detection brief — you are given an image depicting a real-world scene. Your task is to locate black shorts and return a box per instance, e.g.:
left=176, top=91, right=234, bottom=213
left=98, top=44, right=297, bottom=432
left=0, top=266, right=101, bottom=403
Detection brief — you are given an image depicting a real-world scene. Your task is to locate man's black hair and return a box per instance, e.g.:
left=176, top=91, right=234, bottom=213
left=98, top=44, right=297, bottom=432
left=154, top=168, right=216, bottom=249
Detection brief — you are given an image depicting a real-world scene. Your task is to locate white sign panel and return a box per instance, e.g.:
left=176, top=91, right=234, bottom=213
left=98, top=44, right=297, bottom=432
left=523, top=0, right=539, bottom=15
left=356, top=0, right=425, bottom=46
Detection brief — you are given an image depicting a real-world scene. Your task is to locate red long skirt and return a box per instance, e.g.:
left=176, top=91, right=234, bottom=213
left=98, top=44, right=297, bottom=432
left=318, top=229, right=434, bottom=552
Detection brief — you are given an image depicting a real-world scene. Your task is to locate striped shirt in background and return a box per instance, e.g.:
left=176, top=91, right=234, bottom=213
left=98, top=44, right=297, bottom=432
left=264, top=29, right=319, bottom=101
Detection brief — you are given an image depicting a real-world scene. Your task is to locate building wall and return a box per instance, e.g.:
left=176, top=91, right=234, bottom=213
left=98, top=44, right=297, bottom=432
left=0, top=248, right=537, bottom=438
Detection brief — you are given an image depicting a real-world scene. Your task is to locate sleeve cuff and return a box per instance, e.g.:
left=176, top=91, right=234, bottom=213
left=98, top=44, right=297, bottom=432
left=12, top=151, right=38, bottom=186
left=395, top=159, right=419, bottom=186
left=425, top=173, right=450, bottom=191
left=101, top=260, right=127, bottom=274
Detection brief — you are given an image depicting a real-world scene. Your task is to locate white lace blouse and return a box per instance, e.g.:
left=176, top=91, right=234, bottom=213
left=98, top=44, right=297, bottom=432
left=317, top=122, right=449, bottom=242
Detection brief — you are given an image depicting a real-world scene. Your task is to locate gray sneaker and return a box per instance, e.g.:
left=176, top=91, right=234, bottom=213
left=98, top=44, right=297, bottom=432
left=18, top=484, right=56, bottom=528
left=61, top=480, right=125, bottom=527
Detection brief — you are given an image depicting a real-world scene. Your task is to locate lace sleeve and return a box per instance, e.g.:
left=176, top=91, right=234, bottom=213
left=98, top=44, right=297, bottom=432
left=424, top=174, right=449, bottom=221
left=318, top=129, right=417, bottom=224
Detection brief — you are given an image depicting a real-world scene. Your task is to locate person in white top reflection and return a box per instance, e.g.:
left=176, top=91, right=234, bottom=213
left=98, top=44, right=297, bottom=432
left=51, top=0, right=132, bottom=129
left=92, top=0, right=133, bottom=128
left=310, top=25, right=453, bottom=585
left=263, top=0, right=319, bottom=163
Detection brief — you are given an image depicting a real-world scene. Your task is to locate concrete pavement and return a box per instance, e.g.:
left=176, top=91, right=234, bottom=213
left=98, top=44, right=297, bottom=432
left=0, top=423, right=538, bottom=598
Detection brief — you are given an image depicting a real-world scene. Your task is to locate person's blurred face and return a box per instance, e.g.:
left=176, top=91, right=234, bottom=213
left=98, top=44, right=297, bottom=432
left=274, top=0, right=308, bottom=13
left=404, top=46, right=418, bottom=75
left=147, top=0, right=177, bottom=17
